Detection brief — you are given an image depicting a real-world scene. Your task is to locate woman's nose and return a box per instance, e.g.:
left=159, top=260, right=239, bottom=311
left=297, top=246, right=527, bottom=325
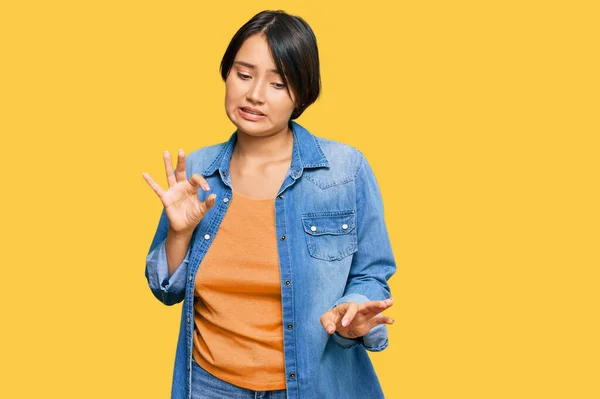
left=246, top=80, right=266, bottom=104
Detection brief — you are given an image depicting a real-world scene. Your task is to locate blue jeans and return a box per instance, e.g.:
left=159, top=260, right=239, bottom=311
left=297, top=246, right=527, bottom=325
left=191, top=358, right=288, bottom=399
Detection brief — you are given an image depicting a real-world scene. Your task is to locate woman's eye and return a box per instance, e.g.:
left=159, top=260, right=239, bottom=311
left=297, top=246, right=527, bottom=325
left=237, top=72, right=251, bottom=80
left=273, top=83, right=286, bottom=90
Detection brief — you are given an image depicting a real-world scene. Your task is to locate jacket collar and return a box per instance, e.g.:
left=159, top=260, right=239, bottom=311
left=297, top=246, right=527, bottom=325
left=201, top=120, right=329, bottom=179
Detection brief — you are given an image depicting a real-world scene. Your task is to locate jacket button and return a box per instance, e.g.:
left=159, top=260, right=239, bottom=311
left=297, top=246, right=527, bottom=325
left=290, top=372, right=296, bottom=379
left=223, top=197, right=229, bottom=203
left=187, top=317, right=190, bottom=323
left=189, top=275, right=193, bottom=281
left=285, top=280, right=291, bottom=286
left=278, top=195, right=284, bottom=200
left=342, top=224, right=348, bottom=230
left=287, top=324, right=293, bottom=330
left=280, top=235, right=286, bottom=241
left=310, top=226, right=317, bottom=232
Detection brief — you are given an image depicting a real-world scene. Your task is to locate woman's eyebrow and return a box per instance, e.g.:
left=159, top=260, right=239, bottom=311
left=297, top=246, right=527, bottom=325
left=233, top=60, right=280, bottom=74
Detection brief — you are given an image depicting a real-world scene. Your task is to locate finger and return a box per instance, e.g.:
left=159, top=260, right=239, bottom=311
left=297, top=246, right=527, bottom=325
left=340, top=302, right=359, bottom=328
left=175, top=149, right=187, bottom=182
left=195, top=193, right=217, bottom=218
left=189, top=173, right=211, bottom=192
left=320, top=312, right=337, bottom=334
left=142, top=172, right=166, bottom=198
left=163, top=151, right=176, bottom=188
left=368, top=315, right=395, bottom=330
left=320, top=304, right=347, bottom=334
left=360, top=298, right=394, bottom=315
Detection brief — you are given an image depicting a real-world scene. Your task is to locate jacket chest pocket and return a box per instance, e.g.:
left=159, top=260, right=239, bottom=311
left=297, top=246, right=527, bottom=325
left=301, top=210, right=358, bottom=261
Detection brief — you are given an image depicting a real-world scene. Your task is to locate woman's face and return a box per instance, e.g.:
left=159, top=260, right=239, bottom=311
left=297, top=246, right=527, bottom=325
left=224, top=34, right=296, bottom=137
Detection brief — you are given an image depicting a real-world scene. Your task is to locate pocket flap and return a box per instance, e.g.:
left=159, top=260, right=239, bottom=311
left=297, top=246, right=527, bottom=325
left=301, top=212, right=356, bottom=236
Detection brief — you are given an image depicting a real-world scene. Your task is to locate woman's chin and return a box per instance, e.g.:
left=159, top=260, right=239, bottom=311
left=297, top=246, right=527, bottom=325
left=229, top=115, right=271, bottom=136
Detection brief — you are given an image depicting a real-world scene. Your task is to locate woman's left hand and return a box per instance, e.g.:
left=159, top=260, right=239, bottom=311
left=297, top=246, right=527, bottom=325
left=320, top=298, right=395, bottom=339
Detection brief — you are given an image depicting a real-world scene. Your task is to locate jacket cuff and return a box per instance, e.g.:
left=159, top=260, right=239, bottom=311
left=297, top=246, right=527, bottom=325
left=145, top=239, right=190, bottom=305
left=331, top=331, right=362, bottom=349
left=362, top=324, right=389, bottom=352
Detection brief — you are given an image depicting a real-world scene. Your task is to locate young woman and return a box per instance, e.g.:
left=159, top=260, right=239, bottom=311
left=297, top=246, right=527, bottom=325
left=143, top=10, right=396, bottom=399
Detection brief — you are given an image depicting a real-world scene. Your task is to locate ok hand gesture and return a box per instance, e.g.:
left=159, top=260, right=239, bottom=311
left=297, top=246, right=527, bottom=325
left=142, top=149, right=216, bottom=235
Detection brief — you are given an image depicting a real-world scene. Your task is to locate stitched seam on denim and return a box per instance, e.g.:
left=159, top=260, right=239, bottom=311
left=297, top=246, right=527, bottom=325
left=353, top=153, right=362, bottom=259
left=310, top=135, right=328, bottom=164
left=301, top=210, right=356, bottom=218
left=306, top=238, right=357, bottom=261
left=277, top=186, right=299, bottom=395
left=364, top=339, right=389, bottom=352
left=353, top=151, right=366, bottom=180
left=185, top=191, right=230, bottom=395
left=304, top=174, right=354, bottom=189
left=301, top=215, right=357, bottom=235
left=291, top=127, right=304, bottom=171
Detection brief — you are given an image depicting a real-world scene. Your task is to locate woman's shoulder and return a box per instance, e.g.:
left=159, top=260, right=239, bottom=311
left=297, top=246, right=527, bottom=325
left=184, top=139, right=231, bottom=176
left=314, top=135, right=361, bottom=155
left=295, top=121, right=363, bottom=162
left=312, top=135, right=367, bottom=175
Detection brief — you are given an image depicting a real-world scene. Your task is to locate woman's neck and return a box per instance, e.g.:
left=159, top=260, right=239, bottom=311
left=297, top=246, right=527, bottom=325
left=232, top=125, right=294, bottom=165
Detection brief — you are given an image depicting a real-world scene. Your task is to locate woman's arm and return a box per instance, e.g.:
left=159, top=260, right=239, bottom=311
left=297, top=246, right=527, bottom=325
left=329, top=152, right=397, bottom=351
left=165, top=228, right=193, bottom=277
left=143, top=149, right=215, bottom=306
left=145, top=209, right=193, bottom=306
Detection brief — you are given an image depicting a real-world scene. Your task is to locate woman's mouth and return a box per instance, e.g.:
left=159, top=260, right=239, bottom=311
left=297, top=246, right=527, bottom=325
left=238, top=107, right=266, bottom=121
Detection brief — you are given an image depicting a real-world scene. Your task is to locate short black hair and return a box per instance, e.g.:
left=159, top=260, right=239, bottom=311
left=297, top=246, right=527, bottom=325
left=220, top=10, right=321, bottom=120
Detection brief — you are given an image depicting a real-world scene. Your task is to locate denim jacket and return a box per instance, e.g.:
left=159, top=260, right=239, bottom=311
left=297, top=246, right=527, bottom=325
left=145, top=121, right=396, bottom=399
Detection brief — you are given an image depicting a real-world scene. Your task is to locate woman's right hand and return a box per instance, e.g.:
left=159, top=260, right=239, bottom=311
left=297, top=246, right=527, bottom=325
left=142, top=149, right=216, bottom=236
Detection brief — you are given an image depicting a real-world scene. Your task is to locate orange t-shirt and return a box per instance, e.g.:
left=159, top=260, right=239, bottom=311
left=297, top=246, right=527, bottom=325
left=192, top=190, right=286, bottom=391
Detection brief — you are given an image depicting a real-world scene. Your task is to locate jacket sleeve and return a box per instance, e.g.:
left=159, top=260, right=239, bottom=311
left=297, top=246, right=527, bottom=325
left=145, top=208, right=192, bottom=306
left=330, top=153, right=396, bottom=351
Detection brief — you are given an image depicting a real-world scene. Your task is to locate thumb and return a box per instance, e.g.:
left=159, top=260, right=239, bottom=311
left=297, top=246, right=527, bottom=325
left=205, top=193, right=217, bottom=210
left=321, top=304, right=347, bottom=334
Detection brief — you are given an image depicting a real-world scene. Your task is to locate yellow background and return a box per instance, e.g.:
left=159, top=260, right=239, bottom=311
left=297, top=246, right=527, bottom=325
left=1, top=1, right=598, bottom=398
